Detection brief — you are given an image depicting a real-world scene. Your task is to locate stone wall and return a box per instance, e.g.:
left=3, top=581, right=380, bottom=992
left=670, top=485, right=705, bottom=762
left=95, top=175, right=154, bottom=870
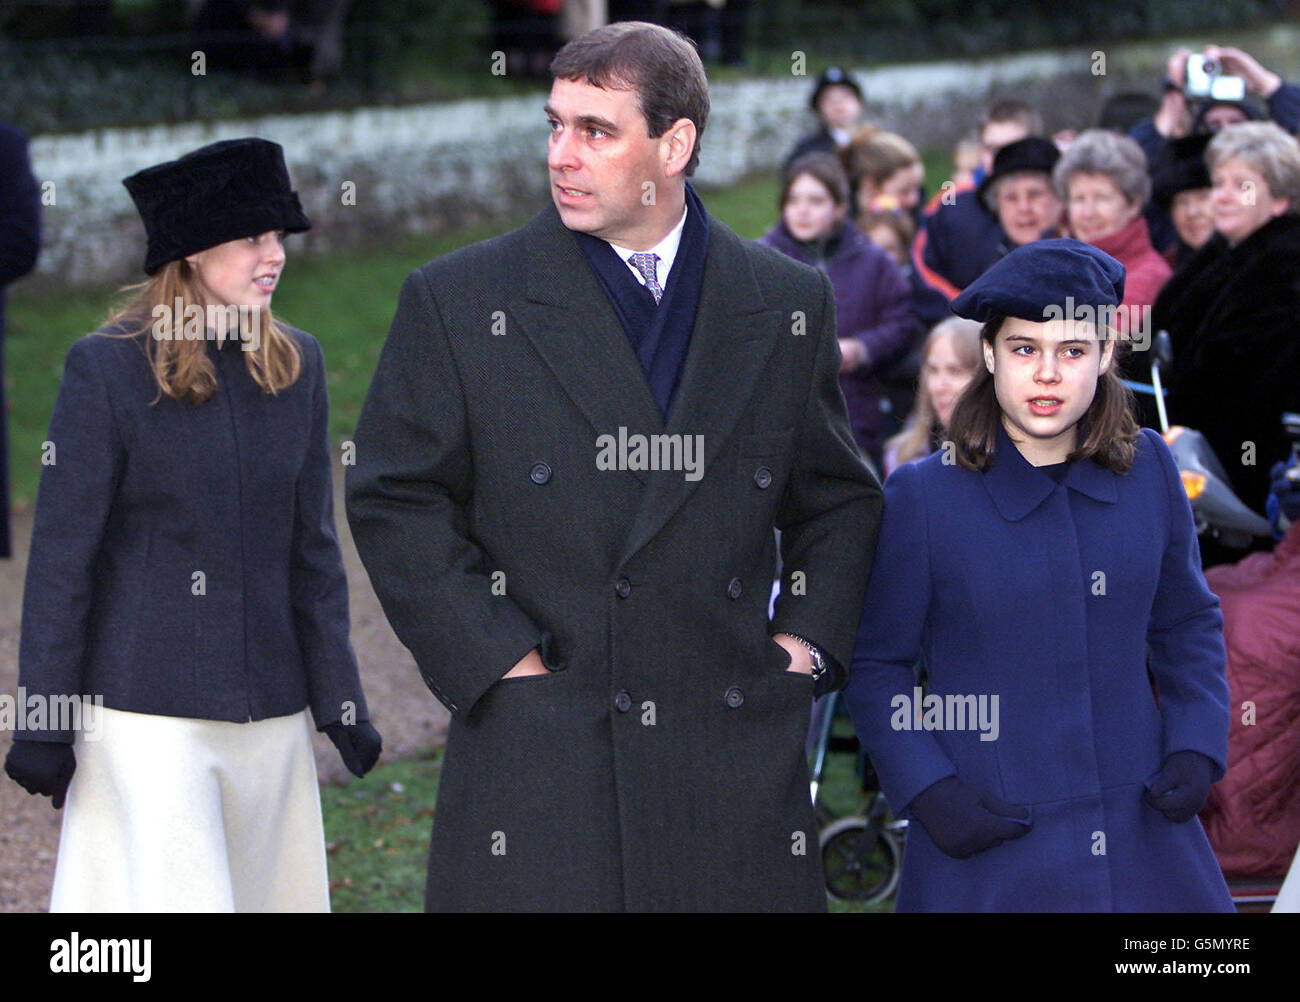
left=19, top=44, right=1195, bottom=288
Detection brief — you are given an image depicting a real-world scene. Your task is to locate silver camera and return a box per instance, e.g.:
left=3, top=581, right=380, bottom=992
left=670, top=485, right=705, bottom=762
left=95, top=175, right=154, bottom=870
left=1185, top=54, right=1246, bottom=102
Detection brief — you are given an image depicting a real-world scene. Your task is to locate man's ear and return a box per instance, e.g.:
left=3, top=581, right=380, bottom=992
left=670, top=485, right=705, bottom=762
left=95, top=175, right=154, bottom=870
left=983, top=340, right=996, bottom=374
left=661, top=118, right=696, bottom=177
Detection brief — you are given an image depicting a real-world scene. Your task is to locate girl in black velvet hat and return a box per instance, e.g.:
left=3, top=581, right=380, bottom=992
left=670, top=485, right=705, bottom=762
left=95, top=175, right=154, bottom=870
left=4, top=138, right=382, bottom=911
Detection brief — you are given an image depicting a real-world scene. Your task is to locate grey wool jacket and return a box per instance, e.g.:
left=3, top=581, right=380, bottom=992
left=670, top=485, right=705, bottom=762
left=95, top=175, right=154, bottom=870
left=17, top=325, right=368, bottom=742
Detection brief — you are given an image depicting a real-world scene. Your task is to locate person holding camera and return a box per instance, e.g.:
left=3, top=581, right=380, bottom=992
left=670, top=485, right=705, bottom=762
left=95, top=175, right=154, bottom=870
left=1136, top=50, right=1295, bottom=194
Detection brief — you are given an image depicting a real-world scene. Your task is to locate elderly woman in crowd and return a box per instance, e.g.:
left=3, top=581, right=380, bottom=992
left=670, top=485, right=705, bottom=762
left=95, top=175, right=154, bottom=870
left=1055, top=129, right=1172, bottom=335
left=1154, top=122, right=1300, bottom=536
left=978, top=136, right=1064, bottom=253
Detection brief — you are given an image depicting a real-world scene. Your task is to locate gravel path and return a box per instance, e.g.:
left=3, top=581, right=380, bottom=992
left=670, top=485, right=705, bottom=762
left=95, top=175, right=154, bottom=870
left=0, top=469, right=450, bottom=912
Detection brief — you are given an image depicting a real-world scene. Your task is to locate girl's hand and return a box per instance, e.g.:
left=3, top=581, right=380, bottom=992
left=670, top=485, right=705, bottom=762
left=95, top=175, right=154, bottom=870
left=323, top=721, right=383, bottom=778
left=838, top=338, right=866, bottom=373
left=907, top=775, right=1033, bottom=859
left=4, top=740, right=77, bottom=809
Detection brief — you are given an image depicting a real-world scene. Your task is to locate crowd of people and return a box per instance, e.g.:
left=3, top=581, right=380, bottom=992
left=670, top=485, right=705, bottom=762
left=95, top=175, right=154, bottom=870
left=771, top=47, right=1300, bottom=570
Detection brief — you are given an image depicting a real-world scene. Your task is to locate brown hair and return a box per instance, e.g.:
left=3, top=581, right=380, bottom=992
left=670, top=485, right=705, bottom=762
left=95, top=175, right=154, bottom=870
left=550, top=21, right=709, bottom=176
left=946, top=316, right=1140, bottom=473
left=780, top=152, right=850, bottom=209
left=99, top=258, right=301, bottom=406
left=841, top=126, right=920, bottom=189
left=978, top=99, right=1043, bottom=139
left=856, top=206, right=916, bottom=249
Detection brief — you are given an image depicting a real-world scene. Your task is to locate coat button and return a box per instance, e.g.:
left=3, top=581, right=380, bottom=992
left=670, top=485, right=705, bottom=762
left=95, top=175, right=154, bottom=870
left=724, top=686, right=744, bottom=708
left=726, top=577, right=743, bottom=600
left=529, top=462, right=552, bottom=485
left=614, top=577, right=632, bottom=599
left=754, top=467, right=773, bottom=489
left=614, top=690, right=633, bottom=713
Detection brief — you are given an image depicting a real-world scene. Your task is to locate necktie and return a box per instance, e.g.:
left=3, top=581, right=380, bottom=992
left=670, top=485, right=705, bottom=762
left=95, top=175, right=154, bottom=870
left=627, top=252, right=663, bottom=304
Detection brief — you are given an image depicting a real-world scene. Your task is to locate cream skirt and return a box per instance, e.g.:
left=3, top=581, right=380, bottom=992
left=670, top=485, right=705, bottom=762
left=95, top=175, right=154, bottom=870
left=50, top=706, right=329, bottom=913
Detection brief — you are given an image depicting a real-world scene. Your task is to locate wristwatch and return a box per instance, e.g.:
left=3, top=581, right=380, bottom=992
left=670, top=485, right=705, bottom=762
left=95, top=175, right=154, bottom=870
left=784, top=633, right=827, bottom=682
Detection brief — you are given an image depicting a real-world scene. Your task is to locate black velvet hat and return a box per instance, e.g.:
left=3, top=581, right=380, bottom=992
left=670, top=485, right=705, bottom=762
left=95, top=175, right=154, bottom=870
left=123, top=138, right=312, bottom=275
left=950, top=238, right=1126, bottom=324
left=977, top=136, right=1061, bottom=210
left=1152, top=133, right=1212, bottom=210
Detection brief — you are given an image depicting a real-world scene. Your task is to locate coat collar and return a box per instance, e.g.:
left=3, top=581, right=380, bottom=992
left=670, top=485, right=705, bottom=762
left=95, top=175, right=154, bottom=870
left=982, top=423, right=1119, bottom=521
left=1089, top=213, right=1155, bottom=264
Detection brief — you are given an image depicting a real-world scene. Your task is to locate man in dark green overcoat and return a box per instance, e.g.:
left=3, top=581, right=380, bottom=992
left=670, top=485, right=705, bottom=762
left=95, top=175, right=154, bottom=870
left=347, top=21, right=882, bottom=911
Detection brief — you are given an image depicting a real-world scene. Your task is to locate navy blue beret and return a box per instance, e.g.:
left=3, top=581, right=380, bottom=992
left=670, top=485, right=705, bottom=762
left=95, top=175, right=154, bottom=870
left=950, top=238, right=1126, bottom=324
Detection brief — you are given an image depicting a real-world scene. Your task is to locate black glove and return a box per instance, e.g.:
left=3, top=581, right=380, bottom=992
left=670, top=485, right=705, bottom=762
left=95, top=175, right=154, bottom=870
left=1143, top=750, right=1215, bottom=823
left=4, top=739, right=77, bottom=809
left=323, top=721, right=382, bottom=778
left=907, top=775, right=1033, bottom=859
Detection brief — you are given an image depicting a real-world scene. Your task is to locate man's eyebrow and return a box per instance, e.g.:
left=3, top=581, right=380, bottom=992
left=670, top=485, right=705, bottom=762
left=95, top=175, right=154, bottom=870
left=543, top=104, right=619, bottom=133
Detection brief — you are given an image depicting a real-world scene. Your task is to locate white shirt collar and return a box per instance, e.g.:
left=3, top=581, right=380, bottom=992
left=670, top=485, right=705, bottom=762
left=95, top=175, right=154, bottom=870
left=604, top=201, right=689, bottom=292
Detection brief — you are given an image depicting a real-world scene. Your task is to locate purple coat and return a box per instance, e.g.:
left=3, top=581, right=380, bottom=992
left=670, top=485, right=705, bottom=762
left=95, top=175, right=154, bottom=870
left=759, top=219, right=916, bottom=461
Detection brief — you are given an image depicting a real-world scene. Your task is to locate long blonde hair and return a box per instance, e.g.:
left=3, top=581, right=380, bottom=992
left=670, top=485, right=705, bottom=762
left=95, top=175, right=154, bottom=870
left=885, top=317, right=982, bottom=471
left=99, top=257, right=301, bottom=406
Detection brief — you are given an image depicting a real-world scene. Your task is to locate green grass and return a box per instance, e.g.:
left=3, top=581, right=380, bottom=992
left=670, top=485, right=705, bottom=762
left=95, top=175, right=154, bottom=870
left=322, top=752, right=442, bottom=913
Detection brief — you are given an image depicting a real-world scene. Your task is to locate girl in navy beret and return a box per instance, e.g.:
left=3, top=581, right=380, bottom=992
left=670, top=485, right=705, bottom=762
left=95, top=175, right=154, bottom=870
left=4, top=138, right=381, bottom=911
left=844, top=238, right=1234, bottom=911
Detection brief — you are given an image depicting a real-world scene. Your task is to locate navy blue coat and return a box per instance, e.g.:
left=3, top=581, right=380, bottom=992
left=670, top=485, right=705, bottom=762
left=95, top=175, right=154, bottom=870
left=18, top=328, right=368, bottom=741
left=845, top=425, right=1234, bottom=911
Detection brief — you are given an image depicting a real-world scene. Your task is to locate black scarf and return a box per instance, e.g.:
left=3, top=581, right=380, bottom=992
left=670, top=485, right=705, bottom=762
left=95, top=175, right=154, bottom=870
left=573, top=182, right=710, bottom=419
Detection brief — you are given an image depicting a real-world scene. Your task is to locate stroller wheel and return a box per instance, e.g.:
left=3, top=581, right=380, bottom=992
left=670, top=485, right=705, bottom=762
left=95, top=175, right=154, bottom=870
left=820, top=816, right=902, bottom=904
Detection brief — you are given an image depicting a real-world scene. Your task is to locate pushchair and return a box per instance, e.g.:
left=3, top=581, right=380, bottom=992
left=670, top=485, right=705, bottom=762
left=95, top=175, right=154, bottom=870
left=807, top=690, right=906, bottom=905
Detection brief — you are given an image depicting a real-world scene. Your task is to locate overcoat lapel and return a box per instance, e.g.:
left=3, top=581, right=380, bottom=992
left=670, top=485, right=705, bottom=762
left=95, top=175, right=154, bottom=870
left=619, top=220, right=783, bottom=562
left=513, top=204, right=664, bottom=484
left=513, top=202, right=781, bottom=546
